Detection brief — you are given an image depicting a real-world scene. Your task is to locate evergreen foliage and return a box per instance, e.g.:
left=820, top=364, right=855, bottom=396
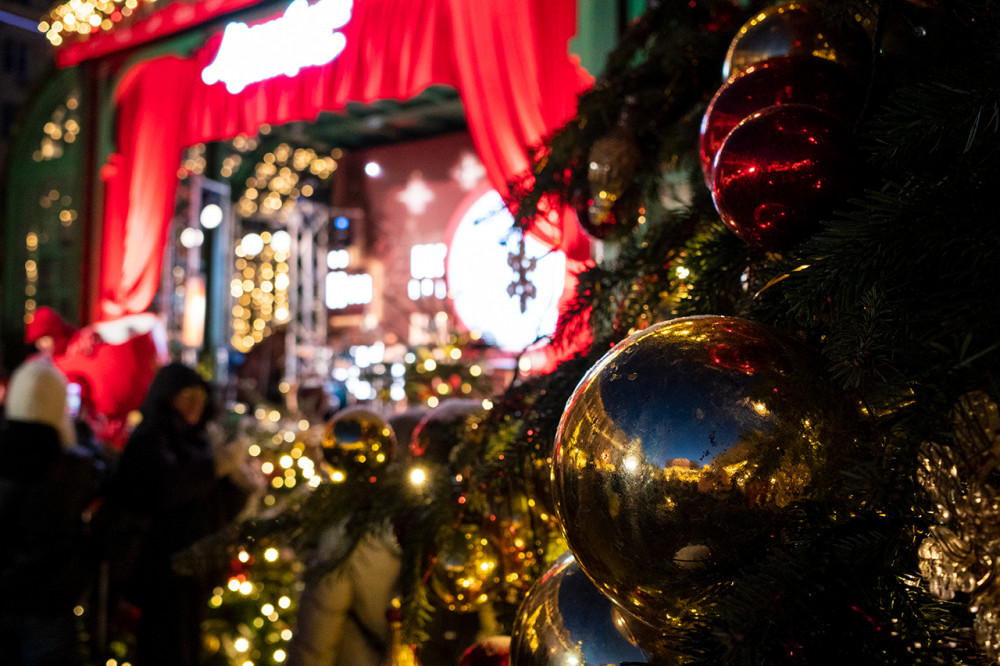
left=253, top=1, right=1000, bottom=662
left=493, top=0, right=1000, bottom=662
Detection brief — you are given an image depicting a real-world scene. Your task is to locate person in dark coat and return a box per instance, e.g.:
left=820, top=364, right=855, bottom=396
left=100, top=362, right=250, bottom=666
left=0, top=356, right=103, bottom=665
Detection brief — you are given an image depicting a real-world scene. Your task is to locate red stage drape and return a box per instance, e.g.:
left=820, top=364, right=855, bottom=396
left=98, top=0, right=592, bottom=321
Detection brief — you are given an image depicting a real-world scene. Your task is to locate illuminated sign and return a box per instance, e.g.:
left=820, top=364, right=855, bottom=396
left=447, top=190, right=567, bottom=352
left=201, top=0, right=352, bottom=94
left=326, top=271, right=372, bottom=310
left=409, top=242, right=447, bottom=301
left=410, top=243, right=447, bottom=279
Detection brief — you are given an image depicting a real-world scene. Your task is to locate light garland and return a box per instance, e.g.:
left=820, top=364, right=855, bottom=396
left=201, top=410, right=311, bottom=666
left=177, top=143, right=207, bottom=180
left=32, top=91, right=81, bottom=162
left=230, top=231, right=291, bottom=352
left=38, top=0, right=150, bottom=46
left=237, top=143, right=340, bottom=219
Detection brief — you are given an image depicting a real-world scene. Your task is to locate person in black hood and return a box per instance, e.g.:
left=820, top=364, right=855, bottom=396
left=98, top=362, right=249, bottom=666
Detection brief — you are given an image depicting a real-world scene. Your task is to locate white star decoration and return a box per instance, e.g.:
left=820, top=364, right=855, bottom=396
left=397, top=171, right=435, bottom=216
left=451, top=152, right=486, bottom=191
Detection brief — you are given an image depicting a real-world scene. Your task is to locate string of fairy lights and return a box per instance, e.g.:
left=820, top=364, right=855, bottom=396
left=20, top=90, right=84, bottom=324
left=237, top=143, right=340, bottom=219
left=229, top=142, right=340, bottom=353
left=39, top=0, right=149, bottom=46
left=231, top=230, right=292, bottom=353
left=194, top=406, right=310, bottom=666
left=33, top=91, right=81, bottom=162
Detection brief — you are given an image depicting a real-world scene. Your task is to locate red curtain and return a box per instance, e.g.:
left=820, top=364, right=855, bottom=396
left=98, top=0, right=592, bottom=320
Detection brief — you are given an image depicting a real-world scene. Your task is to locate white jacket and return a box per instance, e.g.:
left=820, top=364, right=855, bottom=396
left=287, top=522, right=402, bottom=666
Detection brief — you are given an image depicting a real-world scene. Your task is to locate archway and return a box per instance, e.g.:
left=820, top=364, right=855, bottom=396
left=97, top=0, right=593, bottom=322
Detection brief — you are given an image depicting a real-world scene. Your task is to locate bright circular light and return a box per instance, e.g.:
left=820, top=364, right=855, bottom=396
left=447, top=190, right=567, bottom=351
left=180, top=227, right=204, bottom=248
left=241, top=232, right=264, bottom=256
left=271, top=229, right=291, bottom=253
left=200, top=203, right=223, bottom=229
left=364, top=161, right=382, bottom=177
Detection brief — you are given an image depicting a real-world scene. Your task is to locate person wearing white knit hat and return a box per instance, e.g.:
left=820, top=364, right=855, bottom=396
left=0, top=355, right=103, bottom=665
left=5, top=355, right=76, bottom=447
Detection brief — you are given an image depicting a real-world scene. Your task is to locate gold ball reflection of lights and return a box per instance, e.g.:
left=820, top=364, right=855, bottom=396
left=723, top=0, right=871, bottom=80
left=321, top=406, right=396, bottom=470
left=510, top=551, right=649, bottom=666
left=552, top=315, right=854, bottom=631
left=494, top=499, right=566, bottom=599
left=429, top=525, right=502, bottom=613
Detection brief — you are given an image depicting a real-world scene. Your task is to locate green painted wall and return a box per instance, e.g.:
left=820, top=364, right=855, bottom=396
left=571, top=0, right=648, bottom=78
left=1, top=66, right=86, bottom=369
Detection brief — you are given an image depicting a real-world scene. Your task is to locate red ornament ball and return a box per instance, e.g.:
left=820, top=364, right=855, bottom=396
left=699, top=55, right=863, bottom=188
left=711, top=103, right=855, bottom=249
left=458, top=636, right=510, bottom=666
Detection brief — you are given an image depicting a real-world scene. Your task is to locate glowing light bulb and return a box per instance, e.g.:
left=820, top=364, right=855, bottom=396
left=200, top=203, right=223, bottom=229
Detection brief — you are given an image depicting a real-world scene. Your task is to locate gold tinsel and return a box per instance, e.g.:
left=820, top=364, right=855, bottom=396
left=917, top=390, right=1000, bottom=660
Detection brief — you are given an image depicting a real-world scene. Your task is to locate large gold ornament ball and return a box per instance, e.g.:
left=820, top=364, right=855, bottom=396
left=723, top=0, right=871, bottom=80
left=321, top=406, right=396, bottom=469
left=429, top=525, right=504, bottom=613
left=552, top=315, right=853, bottom=630
left=510, top=551, right=649, bottom=666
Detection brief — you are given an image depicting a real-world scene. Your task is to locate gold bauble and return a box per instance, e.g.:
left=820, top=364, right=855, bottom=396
left=510, top=551, right=649, bottom=666
left=491, top=492, right=567, bottom=601
left=321, top=406, right=396, bottom=469
left=429, top=525, right=504, bottom=613
left=552, top=315, right=853, bottom=630
left=723, top=0, right=871, bottom=80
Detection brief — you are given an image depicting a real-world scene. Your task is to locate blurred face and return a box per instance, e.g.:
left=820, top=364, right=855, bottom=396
left=172, top=385, right=208, bottom=425
left=35, top=335, right=56, bottom=356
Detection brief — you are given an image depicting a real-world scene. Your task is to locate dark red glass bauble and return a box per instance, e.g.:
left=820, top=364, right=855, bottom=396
left=699, top=55, right=863, bottom=188
left=571, top=187, right=638, bottom=242
left=711, top=103, right=855, bottom=249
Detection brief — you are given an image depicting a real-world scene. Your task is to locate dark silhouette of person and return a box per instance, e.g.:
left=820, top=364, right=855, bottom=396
left=97, top=363, right=250, bottom=666
left=0, top=355, right=103, bottom=665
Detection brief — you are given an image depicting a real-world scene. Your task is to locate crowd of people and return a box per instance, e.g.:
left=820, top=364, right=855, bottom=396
left=0, top=312, right=262, bottom=665
left=0, top=311, right=427, bottom=666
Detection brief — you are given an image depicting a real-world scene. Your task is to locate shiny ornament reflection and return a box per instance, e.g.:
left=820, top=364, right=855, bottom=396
left=699, top=55, right=863, bottom=188
left=712, top=103, right=855, bottom=249
left=321, top=406, right=396, bottom=469
left=553, top=315, right=852, bottom=630
left=582, top=125, right=641, bottom=240
left=429, top=525, right=504, bottom=613
left=491, top=492, right=567, bottom=600
left=510, top=552, right=649, bottom=666
left=722, top=0, right=871, bottom=80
